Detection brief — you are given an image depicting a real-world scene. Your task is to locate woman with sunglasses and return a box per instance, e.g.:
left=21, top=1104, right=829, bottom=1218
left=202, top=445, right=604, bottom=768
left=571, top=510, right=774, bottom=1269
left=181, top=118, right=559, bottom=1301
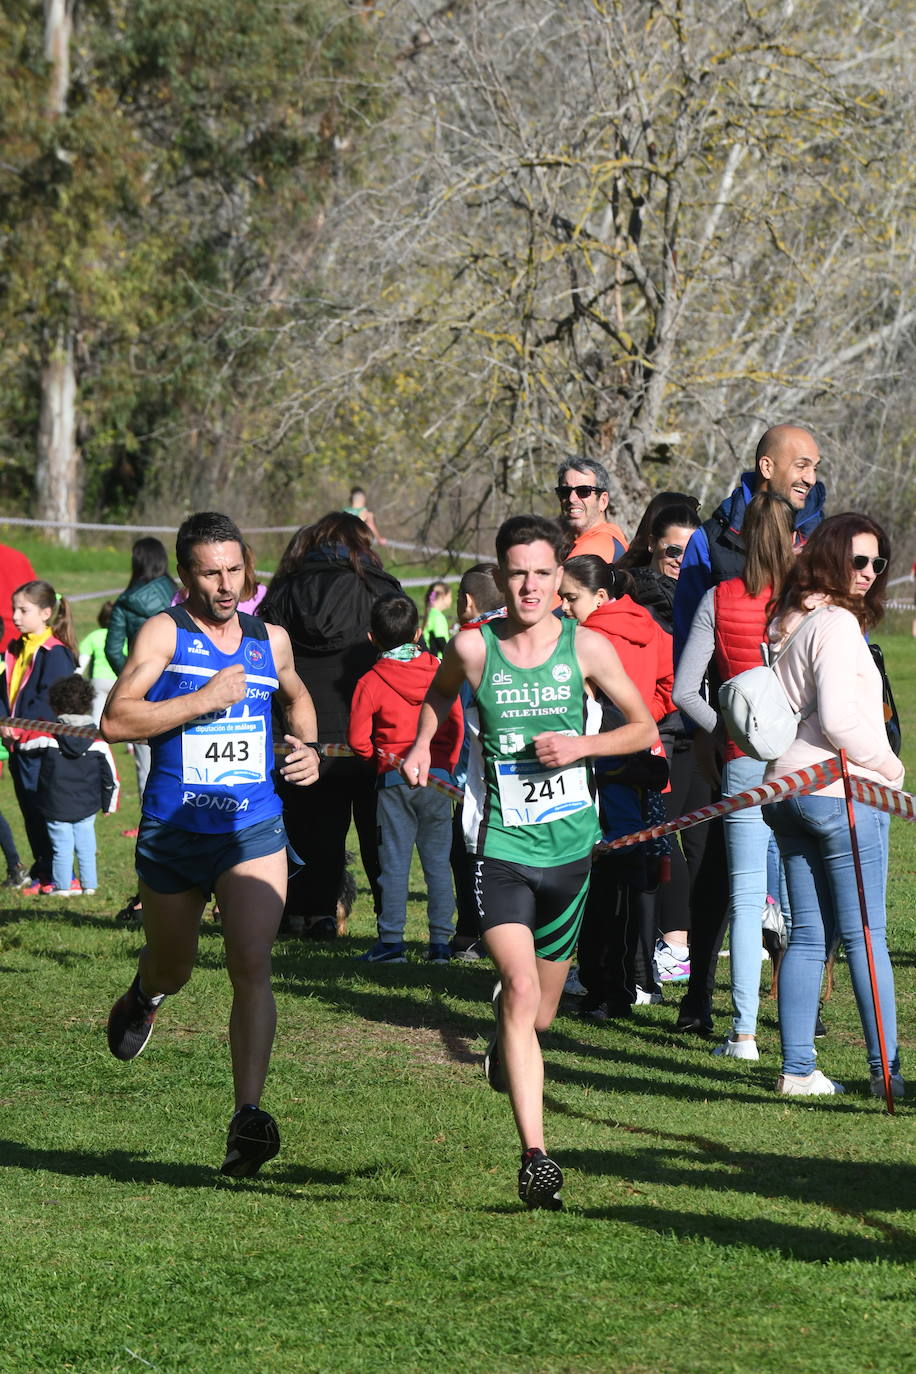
left=762, top=513, right=903, bottom=1097
left=673, top=492, right=796, bottom=1061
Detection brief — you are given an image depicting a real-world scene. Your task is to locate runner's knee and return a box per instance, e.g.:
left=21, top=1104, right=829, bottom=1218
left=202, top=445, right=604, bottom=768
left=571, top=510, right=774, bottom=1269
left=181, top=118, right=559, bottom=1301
left=142, top=955, right=193, bottom=995
left=225, top=944, right=272, bottom=988
left=501, top=969, right=541, bottom=1022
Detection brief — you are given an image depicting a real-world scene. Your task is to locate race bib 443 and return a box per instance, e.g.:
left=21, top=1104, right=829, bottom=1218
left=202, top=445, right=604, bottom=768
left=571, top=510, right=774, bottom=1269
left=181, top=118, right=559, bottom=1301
left=181, top=716, right=267, bottom=786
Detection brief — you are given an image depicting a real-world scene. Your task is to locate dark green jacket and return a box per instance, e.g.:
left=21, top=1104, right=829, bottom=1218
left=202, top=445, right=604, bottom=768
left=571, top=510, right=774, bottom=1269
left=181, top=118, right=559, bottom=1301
left=104, top=575, right=176, bottom=673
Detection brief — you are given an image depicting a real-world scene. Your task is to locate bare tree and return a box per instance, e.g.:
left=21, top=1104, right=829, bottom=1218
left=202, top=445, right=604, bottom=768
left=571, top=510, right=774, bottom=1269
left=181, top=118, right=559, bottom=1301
left=282, top=0, right=915, bottom=544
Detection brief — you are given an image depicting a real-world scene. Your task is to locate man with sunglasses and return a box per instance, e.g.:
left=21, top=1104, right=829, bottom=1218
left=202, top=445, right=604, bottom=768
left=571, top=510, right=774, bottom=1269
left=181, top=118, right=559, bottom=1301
left=555, top=457, right=629, bottom=562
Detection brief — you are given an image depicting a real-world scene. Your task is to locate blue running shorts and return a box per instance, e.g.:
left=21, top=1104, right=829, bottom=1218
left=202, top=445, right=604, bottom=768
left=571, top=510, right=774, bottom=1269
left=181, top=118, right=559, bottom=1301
left=136, top=813, right=288, bottom=898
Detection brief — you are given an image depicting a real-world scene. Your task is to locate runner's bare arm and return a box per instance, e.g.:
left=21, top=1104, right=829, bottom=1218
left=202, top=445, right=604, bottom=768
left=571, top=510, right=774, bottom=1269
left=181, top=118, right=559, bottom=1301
left=400, top=629, right=483, bottom=786
left=533, top=627, right=657, bottom=768
left=267, top=623, right=320, bottom=786
left=364, top=510, right=386, bottom=545
left=101, top=614, right=247, bottom=743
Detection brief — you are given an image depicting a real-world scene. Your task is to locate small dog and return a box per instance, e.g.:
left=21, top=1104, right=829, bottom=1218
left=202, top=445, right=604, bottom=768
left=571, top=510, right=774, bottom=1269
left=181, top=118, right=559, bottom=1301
left=336, top=851, right=358, bottom=936
left=292, top=852, right=357, bottom=939
left=763, top=900, right=839, bottom=1002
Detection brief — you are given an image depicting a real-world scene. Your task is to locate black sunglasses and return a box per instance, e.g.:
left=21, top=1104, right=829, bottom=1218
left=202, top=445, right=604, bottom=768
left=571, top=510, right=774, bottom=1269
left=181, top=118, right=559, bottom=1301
left=556, top=484, right=603, bottom=500
left=660, top=544, right=685, bottom=559
left=851, top=554, right=888, bottom=575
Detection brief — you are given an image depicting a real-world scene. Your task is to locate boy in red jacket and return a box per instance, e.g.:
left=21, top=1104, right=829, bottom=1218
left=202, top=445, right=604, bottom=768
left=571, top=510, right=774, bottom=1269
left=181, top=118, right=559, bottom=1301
left=348, top=594, right=463, bottom=963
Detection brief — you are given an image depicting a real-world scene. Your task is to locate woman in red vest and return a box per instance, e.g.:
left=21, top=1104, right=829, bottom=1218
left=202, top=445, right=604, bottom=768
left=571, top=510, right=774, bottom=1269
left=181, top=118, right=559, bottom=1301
left=672, top=493, right=795, bottom=1061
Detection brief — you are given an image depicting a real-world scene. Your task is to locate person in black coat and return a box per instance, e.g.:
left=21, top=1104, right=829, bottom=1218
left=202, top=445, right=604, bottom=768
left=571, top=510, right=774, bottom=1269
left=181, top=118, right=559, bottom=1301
left=260, top=513, right=404, bottom=936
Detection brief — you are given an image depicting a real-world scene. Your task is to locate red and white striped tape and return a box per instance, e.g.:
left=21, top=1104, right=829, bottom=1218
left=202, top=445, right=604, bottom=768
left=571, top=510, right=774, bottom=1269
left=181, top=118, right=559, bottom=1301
left=2, top=717, right=911, bottom=835
left=593, top=758, right=847, bottom=853
left=0, top=718, right=464, bottom=802
left=318, top=741, right=463, bottom=800
left=847, top=774, right=916, bottom=823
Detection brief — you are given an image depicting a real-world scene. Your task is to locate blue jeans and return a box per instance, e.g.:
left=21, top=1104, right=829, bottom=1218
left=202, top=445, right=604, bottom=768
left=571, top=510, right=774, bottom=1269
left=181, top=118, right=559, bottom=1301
left=763, top=795, right=898, bottom=1077
left=722, top=756, right=768, bottom=1036
left=377, top=781, right=455, bottom=943
left=47, top=815, right=97, bottom=892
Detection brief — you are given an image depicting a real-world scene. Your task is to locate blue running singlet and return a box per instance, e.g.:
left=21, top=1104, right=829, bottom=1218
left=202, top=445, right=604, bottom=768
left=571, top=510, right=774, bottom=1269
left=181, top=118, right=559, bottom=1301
left=142, top=607, right=282, bottom=834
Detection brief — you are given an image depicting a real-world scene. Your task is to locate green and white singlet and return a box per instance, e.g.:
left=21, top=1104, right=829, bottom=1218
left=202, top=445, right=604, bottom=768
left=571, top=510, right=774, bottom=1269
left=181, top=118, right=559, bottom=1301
left=462, top=617, right=600, bottom=867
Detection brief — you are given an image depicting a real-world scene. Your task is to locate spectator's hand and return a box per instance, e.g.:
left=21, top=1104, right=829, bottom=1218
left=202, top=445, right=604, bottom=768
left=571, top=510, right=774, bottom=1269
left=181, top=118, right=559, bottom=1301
left=281, top=737, right=321, bottom=787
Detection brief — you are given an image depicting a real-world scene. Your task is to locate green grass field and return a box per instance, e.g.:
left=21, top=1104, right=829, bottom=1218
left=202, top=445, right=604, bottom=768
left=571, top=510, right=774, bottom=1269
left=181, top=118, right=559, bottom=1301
left=0, top=552, right=913, bottom=1373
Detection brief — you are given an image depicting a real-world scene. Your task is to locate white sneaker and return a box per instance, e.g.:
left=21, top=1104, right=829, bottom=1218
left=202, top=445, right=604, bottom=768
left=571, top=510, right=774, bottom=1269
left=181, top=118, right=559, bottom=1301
left=869, top=1071, right=905, bottom=1099
left=653, top=939, right=690, bottom=983
left=713, top=1038, right=759, bottom=1061
left=776, top=1070, right=845, bottom=1096
left=564, top=966, right=587, bottom=997
left=634, top=986, right=664, bottom=1005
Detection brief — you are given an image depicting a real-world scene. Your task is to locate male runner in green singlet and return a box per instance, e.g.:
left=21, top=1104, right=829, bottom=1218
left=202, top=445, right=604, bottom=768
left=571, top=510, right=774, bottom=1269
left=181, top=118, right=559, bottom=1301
left=402, top=514, right=656, bottom=1209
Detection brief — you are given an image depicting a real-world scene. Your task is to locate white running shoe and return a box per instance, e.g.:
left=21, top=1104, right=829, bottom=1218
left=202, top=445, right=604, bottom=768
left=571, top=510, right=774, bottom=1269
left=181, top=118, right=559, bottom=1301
left=564, top=966, right=587, bottom=997
left=653, top=939, right=690, bottom=983
left=869, top=1071, right=905, bottom=1099
left=634, top=986, right=664, bottom=1005
left=776, top=1070, right=845, bottom=1096
left=713, top=1037, right=759, bottom=1061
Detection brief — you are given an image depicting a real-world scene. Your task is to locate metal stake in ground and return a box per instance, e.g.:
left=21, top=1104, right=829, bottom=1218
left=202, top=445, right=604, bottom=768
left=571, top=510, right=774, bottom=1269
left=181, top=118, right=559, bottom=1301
left=839, top=749, right=895, bottom=1116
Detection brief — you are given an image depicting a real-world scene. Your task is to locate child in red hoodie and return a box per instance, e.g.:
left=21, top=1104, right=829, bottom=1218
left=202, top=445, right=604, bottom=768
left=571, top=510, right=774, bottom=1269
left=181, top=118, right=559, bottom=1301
left=348, top=593, right=463, bottom=963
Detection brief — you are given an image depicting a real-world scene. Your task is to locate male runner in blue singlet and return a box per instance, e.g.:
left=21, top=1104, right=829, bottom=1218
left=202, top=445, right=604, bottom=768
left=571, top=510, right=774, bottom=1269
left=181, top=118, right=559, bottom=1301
left=402, top=515, right=656, bottom=1209
left=102, top=512, right=321, bottom=1177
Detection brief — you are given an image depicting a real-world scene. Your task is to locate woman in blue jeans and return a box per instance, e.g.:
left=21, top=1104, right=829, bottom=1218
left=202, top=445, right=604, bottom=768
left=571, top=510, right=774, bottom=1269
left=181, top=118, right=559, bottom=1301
left=673, top=493, right=796, bottom=1061
left=762, top=513, right=904, bottom=1097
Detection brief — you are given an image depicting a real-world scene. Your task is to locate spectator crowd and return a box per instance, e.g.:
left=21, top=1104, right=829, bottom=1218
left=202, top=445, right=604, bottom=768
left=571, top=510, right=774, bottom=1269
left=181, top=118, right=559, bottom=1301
left=0, top=426, right=906, bottom=1197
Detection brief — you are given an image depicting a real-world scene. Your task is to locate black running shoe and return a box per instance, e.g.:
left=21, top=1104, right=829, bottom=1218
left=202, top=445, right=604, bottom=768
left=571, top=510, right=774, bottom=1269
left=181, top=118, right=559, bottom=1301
left=107, top=974, right=161, bottom=1060
left=484, top=981, right=507, bottom=1092
left=674, top=997, right=713, bottom=1036
left=220, top=1106, right=281, bottom=1178
left=518, top=1148, right=564, bottom=1211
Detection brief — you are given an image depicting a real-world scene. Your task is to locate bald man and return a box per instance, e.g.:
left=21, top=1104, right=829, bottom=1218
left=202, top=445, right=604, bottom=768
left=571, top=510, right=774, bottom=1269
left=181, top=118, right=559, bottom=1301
left=667, top=424, right=825, bottom=1038
left=673, top=425, right=824, bottom=656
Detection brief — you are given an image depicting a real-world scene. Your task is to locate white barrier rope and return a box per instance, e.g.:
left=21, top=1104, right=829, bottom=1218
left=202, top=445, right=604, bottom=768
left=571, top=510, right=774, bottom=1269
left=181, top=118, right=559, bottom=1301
left=0, top=516, right=488, bottom=561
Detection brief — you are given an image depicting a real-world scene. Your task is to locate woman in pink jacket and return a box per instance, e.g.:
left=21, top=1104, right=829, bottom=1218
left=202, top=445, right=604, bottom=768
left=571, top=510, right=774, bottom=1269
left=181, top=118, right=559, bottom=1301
left=762, top=514, right=903, bottom=1098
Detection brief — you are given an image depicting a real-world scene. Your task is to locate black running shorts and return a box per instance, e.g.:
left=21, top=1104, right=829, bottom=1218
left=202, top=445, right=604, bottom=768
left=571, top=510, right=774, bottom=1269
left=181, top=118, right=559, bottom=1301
left=472, top=854, right=592, bottom=962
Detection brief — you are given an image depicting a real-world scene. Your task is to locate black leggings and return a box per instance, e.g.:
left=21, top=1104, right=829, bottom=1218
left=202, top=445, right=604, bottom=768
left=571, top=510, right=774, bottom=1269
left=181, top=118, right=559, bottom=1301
left=578, top=849, right=653, bottom=1009
left=281, top=755, right=382, bottom=919
left=656, top=742, right=711, bottom=936
left=10, top=752, right=50, bottom=881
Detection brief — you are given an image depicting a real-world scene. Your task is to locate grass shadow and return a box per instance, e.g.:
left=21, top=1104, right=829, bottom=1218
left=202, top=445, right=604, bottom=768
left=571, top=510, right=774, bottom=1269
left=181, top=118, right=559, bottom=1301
left=577, top=1202, right=912, bottom=1264
left=0, top=1137, right=380, bottom=1196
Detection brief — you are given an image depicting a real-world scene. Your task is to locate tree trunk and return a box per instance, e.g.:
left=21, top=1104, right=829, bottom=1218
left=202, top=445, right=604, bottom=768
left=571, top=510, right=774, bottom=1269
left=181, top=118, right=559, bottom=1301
left=37, top=0, right=79, bottom=546
left=44, top=0, right=73, bottom=118
left=36, top=336, right=79, bottom=550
